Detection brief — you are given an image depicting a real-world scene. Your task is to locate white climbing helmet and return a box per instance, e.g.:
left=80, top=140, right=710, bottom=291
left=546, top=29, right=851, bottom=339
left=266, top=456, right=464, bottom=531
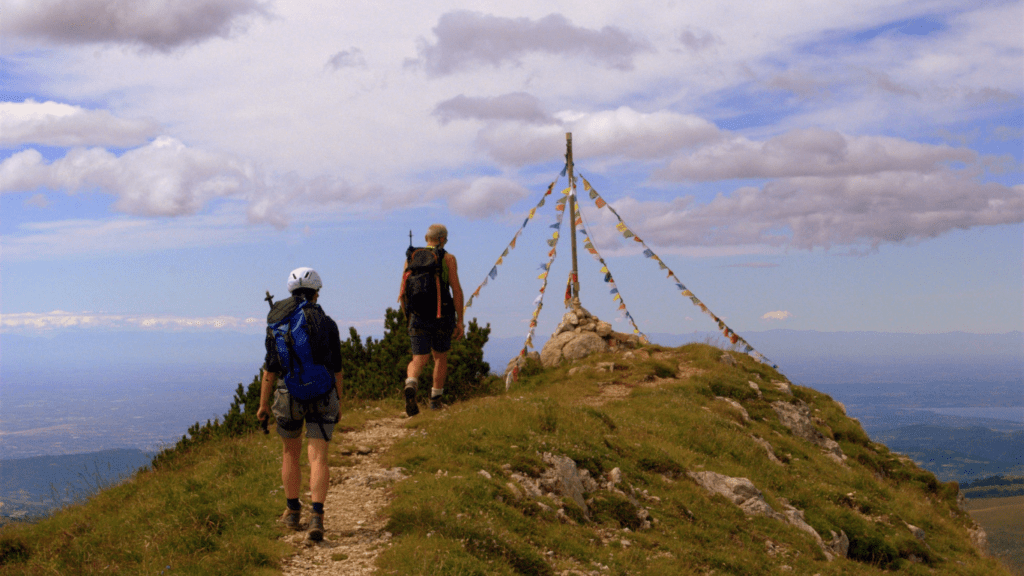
left=287, top=267, right=322, bottom=293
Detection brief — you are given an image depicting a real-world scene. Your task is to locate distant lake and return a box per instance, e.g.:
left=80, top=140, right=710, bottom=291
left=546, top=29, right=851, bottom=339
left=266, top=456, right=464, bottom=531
left=921, top=406, right=1024, bottom=423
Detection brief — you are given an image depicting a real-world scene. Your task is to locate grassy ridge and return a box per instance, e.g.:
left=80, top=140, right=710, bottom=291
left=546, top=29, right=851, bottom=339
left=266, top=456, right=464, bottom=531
left=373, top=343, right=1008, bottom=575
left=0, top=342, right=1011, bottom=575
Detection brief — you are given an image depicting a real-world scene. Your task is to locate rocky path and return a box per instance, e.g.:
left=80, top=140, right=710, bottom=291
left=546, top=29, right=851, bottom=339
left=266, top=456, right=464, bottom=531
left=279, top=415, right=410, bottom=576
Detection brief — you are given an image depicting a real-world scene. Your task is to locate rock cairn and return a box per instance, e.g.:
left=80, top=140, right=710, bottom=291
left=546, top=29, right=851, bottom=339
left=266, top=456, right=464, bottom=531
left=507, top=303, right=642, bottom=377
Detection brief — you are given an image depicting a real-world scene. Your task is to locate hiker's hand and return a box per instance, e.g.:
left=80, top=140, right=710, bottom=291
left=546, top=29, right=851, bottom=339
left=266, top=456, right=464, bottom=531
left=257, top=405, right=270, bottom=423
left=453, top=321, right=464, bottom=341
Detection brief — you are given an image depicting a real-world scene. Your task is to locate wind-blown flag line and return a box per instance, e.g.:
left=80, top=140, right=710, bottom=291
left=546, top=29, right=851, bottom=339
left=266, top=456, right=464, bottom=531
left=574, top=203, right=647, bottom=341
left=465, top=178, right=558, bottom=310
left=579, top=175, right=778, bottom=369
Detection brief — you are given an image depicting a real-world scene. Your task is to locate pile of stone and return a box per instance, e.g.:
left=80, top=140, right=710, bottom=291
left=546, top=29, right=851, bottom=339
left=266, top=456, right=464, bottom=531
left=549, top=303, right=644, bottom=364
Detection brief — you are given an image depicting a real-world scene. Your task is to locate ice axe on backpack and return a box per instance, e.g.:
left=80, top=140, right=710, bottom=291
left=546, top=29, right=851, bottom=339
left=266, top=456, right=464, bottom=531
left=258, top=290, right=275, bottom=434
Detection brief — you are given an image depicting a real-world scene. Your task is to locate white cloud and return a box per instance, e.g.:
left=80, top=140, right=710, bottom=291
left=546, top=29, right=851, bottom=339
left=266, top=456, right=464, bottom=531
left=0, top=99, right=160, bottom=147
left=413, top=11, right=652, bottom=76
left=1, top=0, right=269, bottom=51
left=475, top=106, right=723, bottom=166
left=0, top=310, right=263, bottom=332
left=429, top=176, right=532, bottom=219
left=589, top=173, right=1023, bottom=250
left=657, top=128, right=976, bottom=181
left=0, top=138, right=254, bottom=217
left=762, top=310, right=792, bottom=321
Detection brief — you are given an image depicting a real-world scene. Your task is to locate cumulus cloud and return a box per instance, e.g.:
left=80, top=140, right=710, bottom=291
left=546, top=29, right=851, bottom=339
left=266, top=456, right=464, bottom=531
left=0, top=137, right=254, bottom=217
left=326, top=47, right=367, bottom=70
left=1, top=0, right=268, bottom=50
left=0, top=135, right=394, bottom=228
left=414, top=11, right=651, bottom=76
left=600, top=171, right=1023, bottom=250
left=0, top=99, right=160, bottom=148
left=475, top=106, right=723, bottom=166
left=433, top=93, right=553, bottom=125
left=0, top=310, right=262, bottom=332
left=429, top=177, right=532, bottom=219
left=657, top=128, right=975, bottom=181
left=762, top=311, right=792, bottom=321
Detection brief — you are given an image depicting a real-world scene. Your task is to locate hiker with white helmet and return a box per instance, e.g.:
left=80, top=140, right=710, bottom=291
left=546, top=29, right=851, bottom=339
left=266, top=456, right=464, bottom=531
left=257, top=267, right=343, bottom=542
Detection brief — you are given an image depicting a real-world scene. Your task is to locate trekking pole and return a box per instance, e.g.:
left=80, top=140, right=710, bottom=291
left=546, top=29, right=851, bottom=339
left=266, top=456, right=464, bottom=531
left=265, top=290, right=275, bottom=310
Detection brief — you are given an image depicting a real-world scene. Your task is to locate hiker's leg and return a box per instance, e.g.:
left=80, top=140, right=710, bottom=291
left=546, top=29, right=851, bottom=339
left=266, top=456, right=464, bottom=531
left=282, top=436, right=303, bottom=499
left=431, top=349, right=448, bottom=390
left=407, top=353, right=431, bottom=380
left=307, top=438, right=330, bottom=505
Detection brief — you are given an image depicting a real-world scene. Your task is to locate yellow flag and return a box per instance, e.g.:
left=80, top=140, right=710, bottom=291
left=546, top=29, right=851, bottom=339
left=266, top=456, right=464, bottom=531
left=615, top=222, right=627, bottom=232
left=538, top=272, right=548, bottom=279
left=561, top=187, right=571, bottom=195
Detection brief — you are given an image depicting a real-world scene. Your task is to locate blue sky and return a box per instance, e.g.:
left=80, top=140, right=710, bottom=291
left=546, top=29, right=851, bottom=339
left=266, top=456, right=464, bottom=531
left=1, top=0, right=1022, bottom=366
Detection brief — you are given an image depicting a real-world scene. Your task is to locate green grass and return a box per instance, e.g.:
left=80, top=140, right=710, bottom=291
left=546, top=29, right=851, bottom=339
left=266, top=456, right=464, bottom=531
left=2, top=343, right=1012, bottom=575
left=375, top=343, right=1011, bottom=575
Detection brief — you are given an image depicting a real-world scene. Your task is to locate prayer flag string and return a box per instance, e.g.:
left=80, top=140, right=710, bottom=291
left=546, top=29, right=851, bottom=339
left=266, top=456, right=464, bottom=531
left=574, top=202, right=648, bottom=341
left=579, top=174, right=779, bottom=369
left=465, top=178, right=558, bottom=310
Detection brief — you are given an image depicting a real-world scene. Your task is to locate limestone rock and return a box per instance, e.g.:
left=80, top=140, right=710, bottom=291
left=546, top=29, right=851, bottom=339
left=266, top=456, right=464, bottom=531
left=715, top=396, right=750, bottom=424
left=541, top=453, right=589, bottom=515
left=687, top=470, right=784, bottom=520
left=561, top=332, right=610, bottom=361
left=968, top=523, right=988, bottom=552
left=540, top=331, right=578, bottom=367
left=596, top=321, right=613, bottom=337
left=771, top=400, right=845, bottom=461
left=750, top=435, right=783, bottom=465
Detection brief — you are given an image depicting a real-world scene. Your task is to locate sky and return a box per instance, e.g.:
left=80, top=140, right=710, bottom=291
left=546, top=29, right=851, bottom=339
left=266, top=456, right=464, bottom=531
left=1, top=0, right=1022, bottom=371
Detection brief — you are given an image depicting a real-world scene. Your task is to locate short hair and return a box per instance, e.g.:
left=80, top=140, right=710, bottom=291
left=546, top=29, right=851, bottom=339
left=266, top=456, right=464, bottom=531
left=426, top=224, right=448, bottom=242
left=291, top=287, right=318, bottom=301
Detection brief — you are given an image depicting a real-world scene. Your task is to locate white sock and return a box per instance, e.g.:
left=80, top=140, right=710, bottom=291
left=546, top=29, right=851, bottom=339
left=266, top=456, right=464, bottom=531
left=405, top=377, right=418, bottom=388
left=431, top=388, right=443, bottom=398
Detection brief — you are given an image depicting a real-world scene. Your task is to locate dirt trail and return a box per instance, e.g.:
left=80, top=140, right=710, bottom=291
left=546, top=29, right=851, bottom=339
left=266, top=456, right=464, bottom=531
left=279, top=415, right=410, bottom=576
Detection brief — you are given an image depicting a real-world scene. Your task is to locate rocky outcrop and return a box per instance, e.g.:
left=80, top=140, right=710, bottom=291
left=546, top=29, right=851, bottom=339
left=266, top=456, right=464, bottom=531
left=688, top=470, right=847, bottom=561
left=771, top=400, right=846, bottom=463
left=507, top=454, right=652, bottom=529
left=538, top=306, right=640, bottom=368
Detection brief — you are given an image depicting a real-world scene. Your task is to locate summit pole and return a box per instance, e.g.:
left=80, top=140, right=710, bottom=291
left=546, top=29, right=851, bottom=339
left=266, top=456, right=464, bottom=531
left=566, top=133, right=580, bottom=304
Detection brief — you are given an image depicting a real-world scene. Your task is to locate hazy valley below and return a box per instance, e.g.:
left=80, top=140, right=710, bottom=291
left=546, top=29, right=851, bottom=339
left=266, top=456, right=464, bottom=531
left=1, top=329, right=1020, bottom=521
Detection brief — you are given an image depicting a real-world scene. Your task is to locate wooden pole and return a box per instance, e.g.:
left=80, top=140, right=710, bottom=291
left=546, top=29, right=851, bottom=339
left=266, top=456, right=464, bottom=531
left=566, top=133, right=580, bottom=304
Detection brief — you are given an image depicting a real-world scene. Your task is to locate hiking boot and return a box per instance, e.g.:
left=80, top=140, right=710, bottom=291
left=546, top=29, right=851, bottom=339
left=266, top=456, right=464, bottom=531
left=404, top=385, right=419, bottom=417
left=307, top=512, right=324, bottom=542
left=281, top=507, right=302, bottom=530
left=429, top=396, right=442, bottom=410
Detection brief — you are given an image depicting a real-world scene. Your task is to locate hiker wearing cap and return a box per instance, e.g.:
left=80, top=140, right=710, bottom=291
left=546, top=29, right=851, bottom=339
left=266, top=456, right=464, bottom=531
left=257, top=267, right=343, bottom=542
left=399, top=224, right=464, bottom=415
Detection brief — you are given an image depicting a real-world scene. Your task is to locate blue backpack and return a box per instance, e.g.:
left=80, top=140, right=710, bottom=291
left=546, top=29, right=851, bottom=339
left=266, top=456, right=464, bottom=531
left=267, top=297, right=334, bottom=402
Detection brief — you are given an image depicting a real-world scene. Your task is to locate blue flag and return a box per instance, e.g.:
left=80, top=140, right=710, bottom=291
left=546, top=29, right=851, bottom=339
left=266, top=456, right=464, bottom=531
left=489, top=267, right=498, bottom=280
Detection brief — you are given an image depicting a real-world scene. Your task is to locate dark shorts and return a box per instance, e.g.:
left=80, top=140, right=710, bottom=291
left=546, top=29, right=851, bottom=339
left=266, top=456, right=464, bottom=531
left=409, top=314, right=455, bottom=355
left=271, top=387, right=339, bottom=441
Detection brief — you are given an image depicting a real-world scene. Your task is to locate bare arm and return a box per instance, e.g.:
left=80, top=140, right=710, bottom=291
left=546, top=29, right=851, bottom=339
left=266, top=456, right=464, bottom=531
left=256, top=368, right=277, bottom=422
left=447, top=253, right=464, bottom=340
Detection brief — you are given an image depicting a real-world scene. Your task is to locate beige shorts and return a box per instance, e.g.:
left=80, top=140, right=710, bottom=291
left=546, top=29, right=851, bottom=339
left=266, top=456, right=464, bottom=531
left=271, top=387, right=339, bottom=441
